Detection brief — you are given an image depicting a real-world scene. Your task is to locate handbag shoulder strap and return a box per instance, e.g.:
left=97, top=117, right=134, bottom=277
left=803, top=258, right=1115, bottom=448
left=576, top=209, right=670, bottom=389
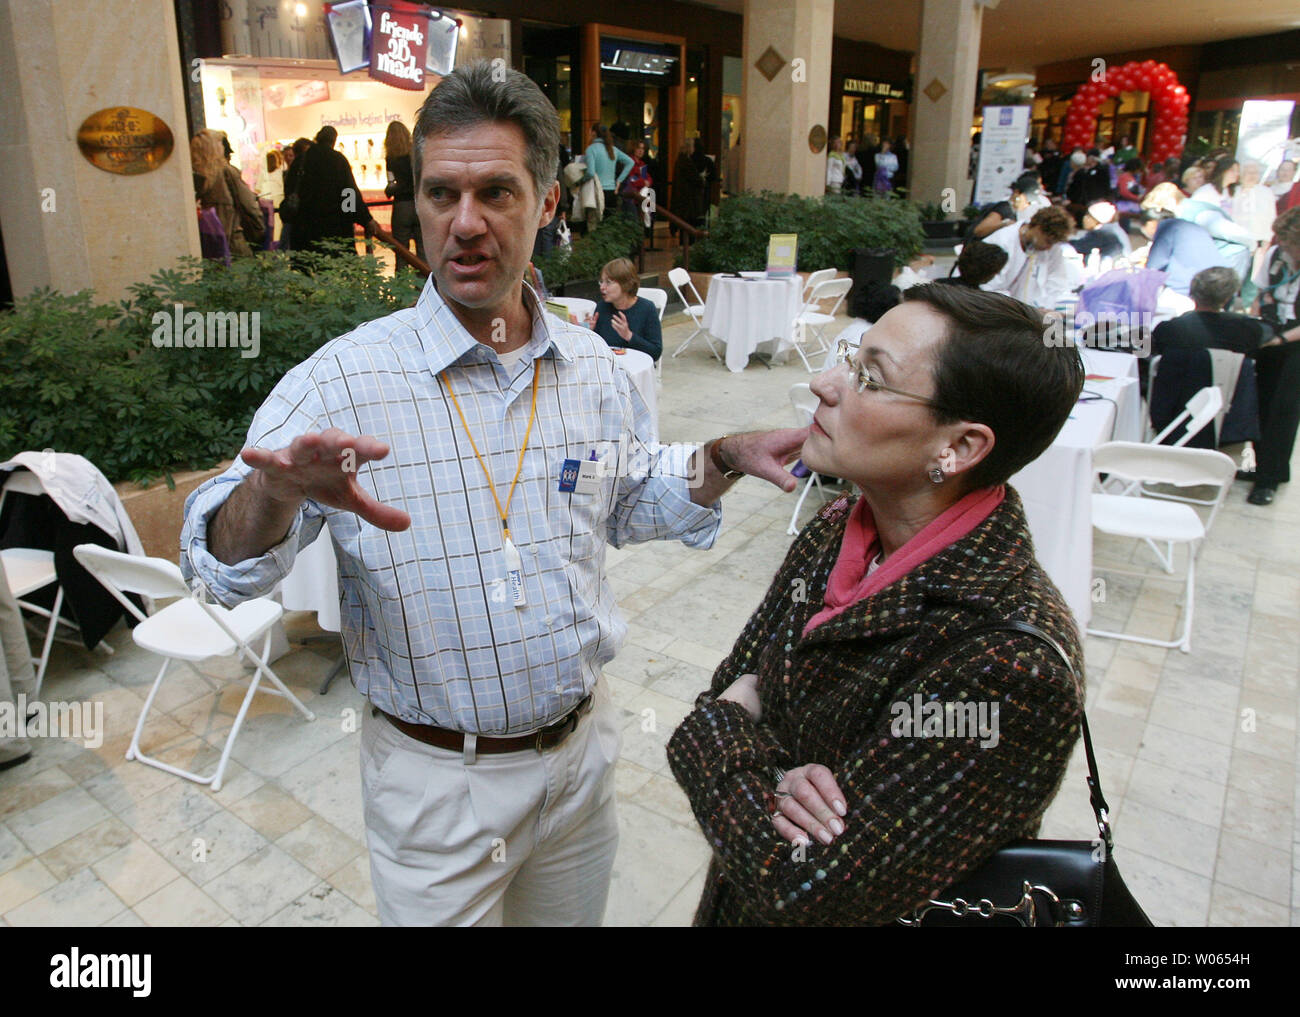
left=913, top=619, right=1113, bottom=850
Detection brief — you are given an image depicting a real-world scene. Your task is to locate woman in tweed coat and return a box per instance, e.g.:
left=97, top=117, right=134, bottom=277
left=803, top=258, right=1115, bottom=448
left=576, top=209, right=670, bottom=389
left=668, top=284, right=1087, bottom=926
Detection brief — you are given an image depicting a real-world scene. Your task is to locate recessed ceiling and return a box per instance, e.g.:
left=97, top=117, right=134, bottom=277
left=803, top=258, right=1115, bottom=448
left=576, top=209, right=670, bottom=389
left=690, top=0, right=1300, bottom=68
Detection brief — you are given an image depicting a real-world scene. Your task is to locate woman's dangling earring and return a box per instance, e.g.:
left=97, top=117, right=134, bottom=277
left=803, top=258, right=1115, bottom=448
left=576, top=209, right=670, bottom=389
left=928, top=466, right=944, bottom=484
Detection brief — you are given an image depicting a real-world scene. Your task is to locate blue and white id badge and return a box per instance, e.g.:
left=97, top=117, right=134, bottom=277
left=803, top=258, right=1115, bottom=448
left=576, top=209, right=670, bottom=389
left=558, top=456, right=603, bottom=495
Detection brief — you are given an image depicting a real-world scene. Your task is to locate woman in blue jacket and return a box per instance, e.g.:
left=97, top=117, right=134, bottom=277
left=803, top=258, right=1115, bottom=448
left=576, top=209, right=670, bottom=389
left=585, top=125, right=634, bottom=219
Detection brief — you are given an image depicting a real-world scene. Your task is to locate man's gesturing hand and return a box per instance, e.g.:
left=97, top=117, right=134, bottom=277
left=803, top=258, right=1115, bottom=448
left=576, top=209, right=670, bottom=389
left=241, top=428, right=411, bottom=532
left=723, top=428, right=810, bottom=494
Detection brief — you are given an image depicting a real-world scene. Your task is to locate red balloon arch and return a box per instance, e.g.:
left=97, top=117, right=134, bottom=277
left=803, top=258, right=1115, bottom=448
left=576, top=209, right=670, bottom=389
left=1062, top=60, right=1190, bottom=165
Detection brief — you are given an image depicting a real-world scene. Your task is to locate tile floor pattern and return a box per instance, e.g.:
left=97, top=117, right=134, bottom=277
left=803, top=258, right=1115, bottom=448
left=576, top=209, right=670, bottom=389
left=2, top=305, right=1298, bottom=927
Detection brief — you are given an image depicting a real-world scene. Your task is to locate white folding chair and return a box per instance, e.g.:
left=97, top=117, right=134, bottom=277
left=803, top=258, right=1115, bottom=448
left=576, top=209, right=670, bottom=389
left=640, top=287, right=668, bottom=381
left=668, top=267, right=720, bottom=361
left=786, top=383, right=829, bottom=535
left=0, top=470, right=85, bottom=698
left=73, top=544, right=315, bottom=791
left=791, top=278, right=852, bottom=373
left=1115, top=386, right=1224, bottom=506
left=1086, top=442, right=1236, bottom=654
left=800, top=268, right=837, bottom=303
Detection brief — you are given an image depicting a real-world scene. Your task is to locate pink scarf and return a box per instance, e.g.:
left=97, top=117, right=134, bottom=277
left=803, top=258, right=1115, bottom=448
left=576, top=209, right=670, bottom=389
left=802, top=486, right=1006, bottom=635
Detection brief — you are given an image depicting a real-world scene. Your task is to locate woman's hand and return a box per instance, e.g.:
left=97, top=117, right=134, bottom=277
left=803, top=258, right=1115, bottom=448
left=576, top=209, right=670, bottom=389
left=771, top=764, right=848, bottom=847
left=611, top=311, right=633, bottom=341
left=717, top=673, right=760, bottom=720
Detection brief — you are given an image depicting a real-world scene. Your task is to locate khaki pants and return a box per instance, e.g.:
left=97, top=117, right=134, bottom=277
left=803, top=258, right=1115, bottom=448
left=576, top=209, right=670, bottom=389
left=360, top=680, right=621, bottom=926
left=0, top=554, right=35, bottom=764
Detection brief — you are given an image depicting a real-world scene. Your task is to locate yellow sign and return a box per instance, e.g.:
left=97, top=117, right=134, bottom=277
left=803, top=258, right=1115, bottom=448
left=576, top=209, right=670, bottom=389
left=766, top=234, right=798, bottom=278
left=76, top=107, right=174, bottom=175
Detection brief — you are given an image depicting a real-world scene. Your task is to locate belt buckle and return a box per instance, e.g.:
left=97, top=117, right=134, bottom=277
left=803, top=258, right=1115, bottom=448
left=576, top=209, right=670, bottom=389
left=535, top=694, right=590, bottom=753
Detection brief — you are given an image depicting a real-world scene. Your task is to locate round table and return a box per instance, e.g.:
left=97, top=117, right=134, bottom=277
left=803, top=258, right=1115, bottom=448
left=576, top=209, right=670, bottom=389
left=547, top=296, right=597, bottom=325
left=611, top=348, right=658, bottom=442
left=701, top=274, right=804, bottom=372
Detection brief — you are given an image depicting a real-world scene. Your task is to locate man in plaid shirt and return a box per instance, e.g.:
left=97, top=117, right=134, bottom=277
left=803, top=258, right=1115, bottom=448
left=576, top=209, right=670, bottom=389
left=182, top=63, right=803, bottom=926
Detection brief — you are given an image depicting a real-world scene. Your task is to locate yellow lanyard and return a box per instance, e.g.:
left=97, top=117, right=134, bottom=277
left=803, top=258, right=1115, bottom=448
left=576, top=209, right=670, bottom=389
left=439, top=362, right=541, bottom=544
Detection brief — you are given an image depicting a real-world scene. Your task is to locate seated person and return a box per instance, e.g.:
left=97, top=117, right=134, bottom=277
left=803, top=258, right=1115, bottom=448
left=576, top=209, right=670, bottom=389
left=586, top=257, right=663, bottom=360
left=667, top=283, right=1087, bottom=926
left=944, top=239, right=1009, bottom=288
left=822, top=282, right=901, bottom=369
left=981, top=206, right=1075, bottom=309
left=968, top=172, right=1048, bottom=240
left=1070, top=201, right=1131, bottom=260
left=1138, top=207, right=1229, bottom=295
left=1152, top=266, right=1275, bottom=357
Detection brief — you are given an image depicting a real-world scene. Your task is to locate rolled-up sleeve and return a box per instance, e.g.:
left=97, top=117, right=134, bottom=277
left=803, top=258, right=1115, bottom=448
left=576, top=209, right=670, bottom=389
left=179, top=361, right=331, bottom=605
left=606, top=370, right=721, bottom=550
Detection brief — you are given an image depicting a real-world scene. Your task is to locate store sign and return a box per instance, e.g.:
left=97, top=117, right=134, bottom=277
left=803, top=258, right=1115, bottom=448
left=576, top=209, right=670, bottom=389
left=76, top=107, right=174, bottom=175
left=370, top=0, right=428, bottom=89
left=844, top=77, right=907, bottom=101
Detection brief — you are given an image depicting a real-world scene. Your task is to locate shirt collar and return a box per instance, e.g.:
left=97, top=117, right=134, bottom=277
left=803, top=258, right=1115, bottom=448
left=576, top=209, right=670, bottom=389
left=412, top=275, right=576, bottom=374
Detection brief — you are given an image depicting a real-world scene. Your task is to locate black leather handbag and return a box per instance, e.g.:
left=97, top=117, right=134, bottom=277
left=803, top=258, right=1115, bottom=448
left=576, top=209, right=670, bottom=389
left=895, top=620, right=1153, bottom=927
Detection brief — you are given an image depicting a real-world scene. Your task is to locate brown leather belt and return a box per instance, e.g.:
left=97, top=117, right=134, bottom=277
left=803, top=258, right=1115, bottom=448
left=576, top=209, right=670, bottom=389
left=376, top=693, right=595, bottom=754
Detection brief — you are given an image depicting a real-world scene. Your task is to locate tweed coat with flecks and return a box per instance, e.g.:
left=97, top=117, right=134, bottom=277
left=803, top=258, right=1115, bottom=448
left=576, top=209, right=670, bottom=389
left=666, top=487, right=1086, bottom=927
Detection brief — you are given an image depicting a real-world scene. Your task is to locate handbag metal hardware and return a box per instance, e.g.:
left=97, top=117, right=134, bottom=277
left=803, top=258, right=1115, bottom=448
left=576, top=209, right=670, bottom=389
left=898, top=881, right=1068, bottom=927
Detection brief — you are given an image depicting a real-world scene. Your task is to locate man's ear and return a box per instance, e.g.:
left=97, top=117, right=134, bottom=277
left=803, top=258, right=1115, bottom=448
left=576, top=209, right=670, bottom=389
left=538, top=180, right=560, bottom=230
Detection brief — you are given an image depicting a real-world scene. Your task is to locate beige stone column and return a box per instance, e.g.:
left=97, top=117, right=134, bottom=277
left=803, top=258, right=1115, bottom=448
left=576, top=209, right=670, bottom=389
left=0, top=0, right=199, bottom=303
left=910, top=0, right=984, bottom=208
left=741, top=0, right=834, bottom=197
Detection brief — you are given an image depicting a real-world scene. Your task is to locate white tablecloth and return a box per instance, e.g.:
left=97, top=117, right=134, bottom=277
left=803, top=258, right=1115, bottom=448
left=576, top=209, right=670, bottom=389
left=1012, top=374, right=1139, bottom=628
left=1080, top=348, right=1143, bottom=444
left=613, top=348, right=658, bottom=442
left=702, top=274, right=804, bottom=372
left=279, top=529, right=340, bottom=632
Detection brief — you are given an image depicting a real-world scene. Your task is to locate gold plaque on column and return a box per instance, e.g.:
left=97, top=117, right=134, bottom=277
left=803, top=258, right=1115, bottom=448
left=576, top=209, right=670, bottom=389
left=808, top=125, right=827, bottom=154
left=76, top=107, right=175, bottom=175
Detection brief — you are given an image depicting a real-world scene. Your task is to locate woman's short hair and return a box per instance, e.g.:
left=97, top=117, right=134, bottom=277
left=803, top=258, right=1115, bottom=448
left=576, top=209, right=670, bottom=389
left=902, top=283, right=1084, bottom=489
left=1189, top=267, right=1240, bottom=309
left=601, top=257, right=639, bottom=297
left=955, top=240, right=1009, bottom=286
left=413, top=61, right=561, bottom=202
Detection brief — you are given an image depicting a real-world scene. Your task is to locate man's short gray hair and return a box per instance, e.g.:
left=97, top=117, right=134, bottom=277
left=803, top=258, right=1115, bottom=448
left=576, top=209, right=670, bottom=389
left=412, top=61, right=561, bottom=203
left=1189, top=266, right=1240, bottom=310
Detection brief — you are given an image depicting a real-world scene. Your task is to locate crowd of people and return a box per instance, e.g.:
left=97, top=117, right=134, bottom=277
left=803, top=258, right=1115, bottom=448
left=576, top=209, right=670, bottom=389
left=825, top=134, right=910, bottom=195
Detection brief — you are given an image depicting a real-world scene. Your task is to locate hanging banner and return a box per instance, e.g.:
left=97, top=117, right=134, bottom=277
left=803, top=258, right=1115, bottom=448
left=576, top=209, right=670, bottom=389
left=324, top=0, right=371, bottom=74
left=974, top=105, right=1031, bottom=205
left=1235, top=99, right=1296, bottom=180
left=370, top=0, right=429, bottom=90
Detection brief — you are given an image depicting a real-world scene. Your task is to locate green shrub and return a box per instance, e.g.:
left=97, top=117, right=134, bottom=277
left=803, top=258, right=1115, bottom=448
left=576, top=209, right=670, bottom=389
left=0, top=245, right=425, bottom=487
left=533, top=214, right=644, bottom=287
left=690, top=191, right=924, bottom=273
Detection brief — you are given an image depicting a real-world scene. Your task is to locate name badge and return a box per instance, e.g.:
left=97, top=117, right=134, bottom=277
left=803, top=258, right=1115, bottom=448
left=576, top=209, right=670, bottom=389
left=558, top=457, right=603, bottom=495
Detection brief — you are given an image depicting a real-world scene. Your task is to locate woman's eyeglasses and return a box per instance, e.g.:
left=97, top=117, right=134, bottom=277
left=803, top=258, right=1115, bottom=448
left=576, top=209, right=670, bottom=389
left=833, top=339, right=951, bottom=414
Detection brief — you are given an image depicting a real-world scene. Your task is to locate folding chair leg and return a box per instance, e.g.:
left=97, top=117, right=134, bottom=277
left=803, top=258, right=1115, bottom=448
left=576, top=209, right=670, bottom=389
left=786, top=475, right=823, bottom=535
left=1177, top=552, right=1195, bottom=654
left=31, top=587, right=65, bottom=701
left=127, top=657, right=171, bottom=764
left=672, top=325, right=703, bottom=358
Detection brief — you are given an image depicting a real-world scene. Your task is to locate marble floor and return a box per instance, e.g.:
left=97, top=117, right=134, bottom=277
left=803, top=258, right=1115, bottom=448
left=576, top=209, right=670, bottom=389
left=1, top=304, right=1297, bottom=927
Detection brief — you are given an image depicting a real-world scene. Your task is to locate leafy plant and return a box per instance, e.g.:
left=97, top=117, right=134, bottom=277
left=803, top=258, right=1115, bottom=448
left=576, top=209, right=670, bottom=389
left=917, top=201, right=948, bottom=222
left=533, top=215, right=644, bottom=287
left=0, top=246, right=425, bottom=487
left=689, top=192, right=925, bottom=273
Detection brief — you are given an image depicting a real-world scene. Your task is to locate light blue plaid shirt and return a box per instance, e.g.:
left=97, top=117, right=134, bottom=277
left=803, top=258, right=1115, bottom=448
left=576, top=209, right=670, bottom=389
left=181, top=278, right=721, bottom=735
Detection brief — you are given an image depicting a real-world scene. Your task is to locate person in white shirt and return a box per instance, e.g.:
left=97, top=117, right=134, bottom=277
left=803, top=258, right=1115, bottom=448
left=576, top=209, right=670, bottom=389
left=826, top=137, right=847, bottom=194
left=980, top=206, right=1075, bottom=309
